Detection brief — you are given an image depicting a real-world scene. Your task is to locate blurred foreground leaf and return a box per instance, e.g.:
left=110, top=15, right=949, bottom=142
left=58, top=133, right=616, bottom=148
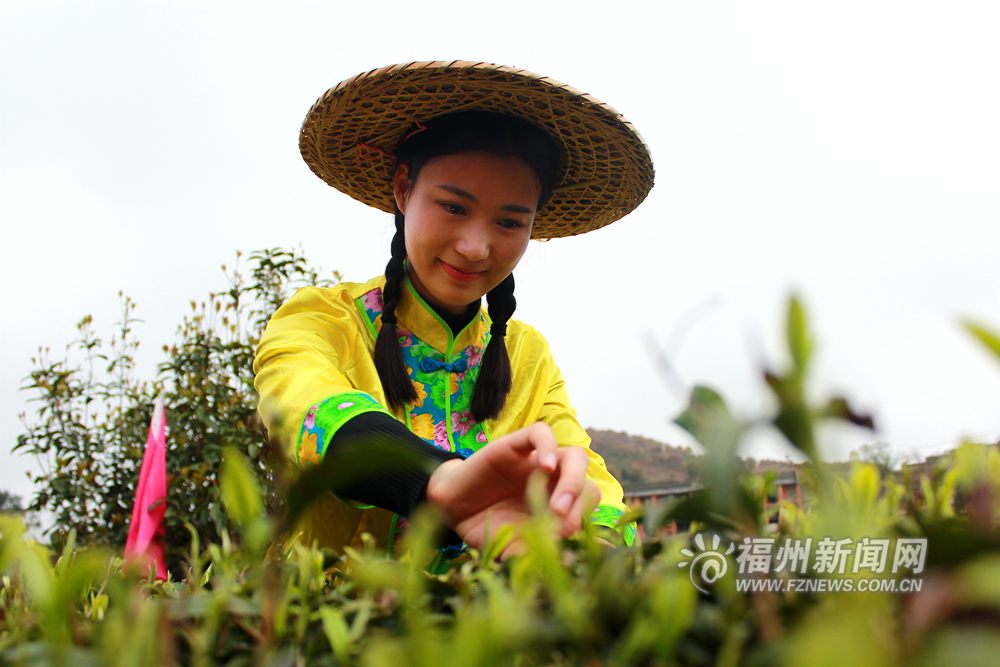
left=963, top=319, right=1000, bottom=363
left=220, top=448, right=264, bottom=527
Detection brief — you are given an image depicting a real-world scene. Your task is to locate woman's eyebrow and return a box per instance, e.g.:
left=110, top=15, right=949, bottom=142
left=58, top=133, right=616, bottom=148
left=435, top=184, right=534, bottom=214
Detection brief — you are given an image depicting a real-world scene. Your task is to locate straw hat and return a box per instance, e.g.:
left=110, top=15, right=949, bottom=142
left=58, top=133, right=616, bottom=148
left=300, top=61, right=654, bottom=240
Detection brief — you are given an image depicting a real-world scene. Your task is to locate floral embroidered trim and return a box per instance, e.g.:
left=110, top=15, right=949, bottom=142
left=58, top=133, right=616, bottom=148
left=295, top=391, right=392, bottom=466
left=590, top=505, right=637, bottom=547
left=356, top=286, right=492, bottom=455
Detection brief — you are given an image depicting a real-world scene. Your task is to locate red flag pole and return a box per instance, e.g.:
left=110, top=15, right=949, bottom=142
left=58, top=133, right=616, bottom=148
left=124, top=393, right=168, bottom=580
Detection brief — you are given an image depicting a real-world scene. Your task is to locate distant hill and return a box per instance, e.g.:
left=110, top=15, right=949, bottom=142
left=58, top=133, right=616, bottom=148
left=588, top=428, right=994, bottom=492
left=586, top=428, right=697, bottom=486
left=587, top=428, right=811, bottom=489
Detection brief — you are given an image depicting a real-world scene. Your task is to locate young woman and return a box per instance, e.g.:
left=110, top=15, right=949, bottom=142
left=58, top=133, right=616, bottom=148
left=253, top=61, right=654, bottom=559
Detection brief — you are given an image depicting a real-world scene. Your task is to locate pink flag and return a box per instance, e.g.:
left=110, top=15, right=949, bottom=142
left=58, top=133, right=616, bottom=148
left=124, top=394, right=168, bottom=580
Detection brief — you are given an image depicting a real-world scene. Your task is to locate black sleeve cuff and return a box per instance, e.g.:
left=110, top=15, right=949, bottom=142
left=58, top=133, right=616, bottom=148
left=322, top=411, right=464, bottom=519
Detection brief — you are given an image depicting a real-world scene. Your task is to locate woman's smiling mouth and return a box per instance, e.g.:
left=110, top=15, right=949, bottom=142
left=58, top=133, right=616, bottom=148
left=439, top=259, right=485, bottom=282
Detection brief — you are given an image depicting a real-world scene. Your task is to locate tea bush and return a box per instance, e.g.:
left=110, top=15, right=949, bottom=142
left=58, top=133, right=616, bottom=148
left=14, top=248, right=338, bottom=574
left=1, top=438, right=997, bottom=664
left=6, top=264, right=1000, bottom=665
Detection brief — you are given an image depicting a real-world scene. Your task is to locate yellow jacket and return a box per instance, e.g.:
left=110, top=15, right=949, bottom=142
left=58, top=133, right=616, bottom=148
left=253, top=272, right=635, bottom=553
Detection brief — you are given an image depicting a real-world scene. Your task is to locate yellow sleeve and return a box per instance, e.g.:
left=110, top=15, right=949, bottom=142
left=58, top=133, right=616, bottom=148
left=252, top=286, right=393, bottom=467
left=535, top=337, right=637, bottom=547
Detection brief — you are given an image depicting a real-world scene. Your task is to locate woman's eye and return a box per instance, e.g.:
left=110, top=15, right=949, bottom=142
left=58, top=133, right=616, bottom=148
left=439, top=202, right=465, bottom=215
left=499, top=219, right=526, bottom=230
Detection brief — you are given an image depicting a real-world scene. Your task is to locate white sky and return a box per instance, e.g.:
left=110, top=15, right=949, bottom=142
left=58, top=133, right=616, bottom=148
left=3, top=0, right=1000, bottom=502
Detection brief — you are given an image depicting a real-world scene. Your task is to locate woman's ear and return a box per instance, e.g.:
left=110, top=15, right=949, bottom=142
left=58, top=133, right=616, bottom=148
left=392, top=163, right=411, bottom=214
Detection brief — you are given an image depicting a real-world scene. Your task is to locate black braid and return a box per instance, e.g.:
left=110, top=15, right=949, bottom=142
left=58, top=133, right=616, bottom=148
left=374, top=211, right=417, bottom=410
left=471, top=273, right=516, bottom=421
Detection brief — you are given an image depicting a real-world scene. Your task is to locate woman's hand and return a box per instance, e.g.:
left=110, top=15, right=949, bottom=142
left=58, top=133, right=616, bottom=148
left=425, top=422, right=600, bottom=558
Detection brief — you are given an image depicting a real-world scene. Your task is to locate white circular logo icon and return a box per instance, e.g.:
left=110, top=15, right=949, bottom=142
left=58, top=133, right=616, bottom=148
left=678, top=533, right=735, bottom=593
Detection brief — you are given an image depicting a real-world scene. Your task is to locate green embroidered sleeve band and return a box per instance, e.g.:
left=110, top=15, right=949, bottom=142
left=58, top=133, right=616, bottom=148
left=296, top=391, right=392, bottom=465
left=590, top=504, right=637, bottom=547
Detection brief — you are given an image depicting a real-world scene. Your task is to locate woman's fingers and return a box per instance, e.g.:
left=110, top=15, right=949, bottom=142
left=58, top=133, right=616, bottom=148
left=548, top=446, right=590, bottom=516
left=429, top=423, right=607, bottom=545
left=557, top=480, right=601, bottom=536
left=501, top=422, right=559, bottom=471
left=432, top=424, right=556, bottom=511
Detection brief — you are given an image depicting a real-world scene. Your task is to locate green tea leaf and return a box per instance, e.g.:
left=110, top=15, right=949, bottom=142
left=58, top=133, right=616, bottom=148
left=962, top=319, right=1000, bottom=362
left=819, top=396, right=876, bottom=430
left=955, top=554, right=1000, bottom=609
left=220, top=448, right=263, bottom=527
left=849, top=462, right=880, bottom=510
left=674, top=385, right=745, bottom=454
left=915, top=627, right=1000, bottom=667
left=320, top=607, right=351, bottom=662
left=786, top=294, right=813, bottom=376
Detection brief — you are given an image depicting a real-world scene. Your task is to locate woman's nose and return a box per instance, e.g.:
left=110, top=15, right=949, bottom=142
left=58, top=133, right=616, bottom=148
left=455, top=225, right=490, bottom=261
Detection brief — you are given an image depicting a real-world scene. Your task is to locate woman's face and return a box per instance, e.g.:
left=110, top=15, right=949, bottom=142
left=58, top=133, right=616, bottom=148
left=393, top=151, right=540, bottom=315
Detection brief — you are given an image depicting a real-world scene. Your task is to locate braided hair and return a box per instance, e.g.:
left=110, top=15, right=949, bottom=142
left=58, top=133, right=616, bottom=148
left=374, top=110, right=561, bottom=421
left=373, top=211, right=417, bottom=408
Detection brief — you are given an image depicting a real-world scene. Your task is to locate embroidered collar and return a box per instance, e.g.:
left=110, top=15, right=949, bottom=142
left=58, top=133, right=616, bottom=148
left=359, top=273, right=492, bottom=356
left=434, top=300, right=482, bottom=336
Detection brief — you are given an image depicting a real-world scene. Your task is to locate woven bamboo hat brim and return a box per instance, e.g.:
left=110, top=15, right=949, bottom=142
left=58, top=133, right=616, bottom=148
left=300, top=61, right=654, bottom=239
